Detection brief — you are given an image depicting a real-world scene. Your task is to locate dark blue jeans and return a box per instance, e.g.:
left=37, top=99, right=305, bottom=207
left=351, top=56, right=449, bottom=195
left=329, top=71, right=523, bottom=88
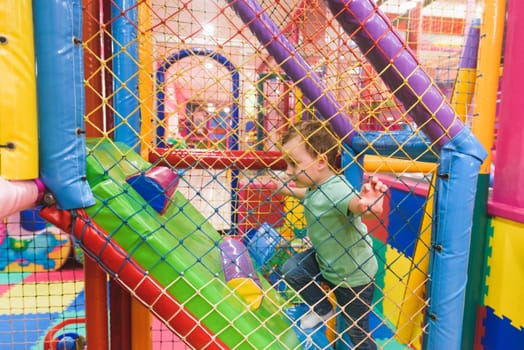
left=282, top=249, right=377, bottom=350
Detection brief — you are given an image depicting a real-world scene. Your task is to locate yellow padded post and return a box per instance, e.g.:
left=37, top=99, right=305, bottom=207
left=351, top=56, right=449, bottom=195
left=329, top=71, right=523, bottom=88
left=0, top=0, right=38, bottom=180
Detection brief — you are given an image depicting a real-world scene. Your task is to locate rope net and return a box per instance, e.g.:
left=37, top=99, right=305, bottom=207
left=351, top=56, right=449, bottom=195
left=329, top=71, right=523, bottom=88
left=1, top=0, right=481, bottom=349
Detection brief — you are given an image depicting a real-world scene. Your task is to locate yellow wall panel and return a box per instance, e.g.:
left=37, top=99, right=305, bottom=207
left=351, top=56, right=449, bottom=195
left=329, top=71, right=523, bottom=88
left=383, top=246, right=411, bottom=329
left=485, top=217, right=524, bottom=329
left=0, top=1, right=39, bottom=179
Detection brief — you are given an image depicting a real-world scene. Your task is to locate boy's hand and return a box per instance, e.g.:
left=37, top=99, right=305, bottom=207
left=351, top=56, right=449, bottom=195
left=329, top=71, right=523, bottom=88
left=356, top=177, right=388, bottom=217
left=361, top=177, right=388, bottom=197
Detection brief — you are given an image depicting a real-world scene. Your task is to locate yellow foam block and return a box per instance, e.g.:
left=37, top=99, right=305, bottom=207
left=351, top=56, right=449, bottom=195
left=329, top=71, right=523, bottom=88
left=325, top=290, right=338, bottom=344
left=0, top=1, right=39, bottom=179
left=395, top=174, right=434, bottom=347
left=363, top=155, right=437, bottom=174
left=485, top=217, right=524, bottom=330
left=281, top=196, right=306, bottom=241
left=382, top=246, right=412, bottom=327
left=382, top=243, right=429, bottom=349
left=228, top=277, right=264, bottom=309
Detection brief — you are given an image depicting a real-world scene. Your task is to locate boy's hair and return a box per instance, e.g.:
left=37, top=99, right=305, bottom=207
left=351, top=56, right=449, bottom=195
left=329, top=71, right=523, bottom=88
left=282, top=120, right=339, bottom=167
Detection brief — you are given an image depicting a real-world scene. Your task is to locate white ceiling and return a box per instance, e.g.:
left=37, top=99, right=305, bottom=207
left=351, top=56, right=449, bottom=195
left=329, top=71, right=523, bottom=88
left=380, top=0, right=482, bottom=18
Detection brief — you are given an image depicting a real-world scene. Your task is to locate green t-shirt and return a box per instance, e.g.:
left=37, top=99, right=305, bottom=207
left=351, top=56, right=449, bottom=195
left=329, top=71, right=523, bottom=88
left=304, top=175, right=377, bottom=287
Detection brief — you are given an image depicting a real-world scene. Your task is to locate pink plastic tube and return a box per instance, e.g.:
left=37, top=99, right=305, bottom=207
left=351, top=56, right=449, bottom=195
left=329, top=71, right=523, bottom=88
left=0, top=177, right=44, bottom=218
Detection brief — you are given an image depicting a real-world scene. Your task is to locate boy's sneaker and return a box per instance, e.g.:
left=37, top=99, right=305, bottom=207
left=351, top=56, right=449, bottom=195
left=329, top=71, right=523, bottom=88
left=299, top=309, right=335, bottom=329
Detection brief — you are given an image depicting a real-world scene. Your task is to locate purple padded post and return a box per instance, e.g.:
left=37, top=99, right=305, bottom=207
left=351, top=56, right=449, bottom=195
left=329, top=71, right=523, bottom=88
left=459, top=19, right=480, bottom=70
left=324, top=0, right=464, bottom=149
left=228, top=0, right=465, bottom=150
left=225, top=0, right=355, bottom=145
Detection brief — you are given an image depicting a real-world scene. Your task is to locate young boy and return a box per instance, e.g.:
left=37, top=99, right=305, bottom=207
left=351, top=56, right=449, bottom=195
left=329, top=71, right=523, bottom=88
left=273, top=120, right=387, bottom=349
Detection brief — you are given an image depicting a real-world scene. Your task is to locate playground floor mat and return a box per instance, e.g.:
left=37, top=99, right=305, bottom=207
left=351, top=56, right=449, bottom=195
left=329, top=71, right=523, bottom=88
left=0, top=260, right=189, bottom=350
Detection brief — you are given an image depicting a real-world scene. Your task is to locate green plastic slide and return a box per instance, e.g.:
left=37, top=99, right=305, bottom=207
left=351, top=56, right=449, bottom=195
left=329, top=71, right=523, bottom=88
left=84, top=141, right=302, bottom=349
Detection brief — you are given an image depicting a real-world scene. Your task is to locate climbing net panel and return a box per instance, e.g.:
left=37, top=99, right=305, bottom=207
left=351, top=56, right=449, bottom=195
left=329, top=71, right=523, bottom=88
left=2, top=0, right=481, bottom=349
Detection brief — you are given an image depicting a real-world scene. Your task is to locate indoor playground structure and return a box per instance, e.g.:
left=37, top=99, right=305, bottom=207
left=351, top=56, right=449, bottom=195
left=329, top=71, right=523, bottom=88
left=0, top=0, right=523, bottom=349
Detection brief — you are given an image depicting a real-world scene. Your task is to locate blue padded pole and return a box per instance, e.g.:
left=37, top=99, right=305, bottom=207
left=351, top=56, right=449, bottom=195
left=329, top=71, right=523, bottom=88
left=112, top=0, right=141, bottom=151
left=33, top=0, right=94, bottom=209
left=426, top=129, right=486, bottom=349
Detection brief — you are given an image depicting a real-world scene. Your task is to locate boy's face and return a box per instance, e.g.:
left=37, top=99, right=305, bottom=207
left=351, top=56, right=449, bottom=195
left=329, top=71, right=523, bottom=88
left=282, top=135, right=321, bottom=188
